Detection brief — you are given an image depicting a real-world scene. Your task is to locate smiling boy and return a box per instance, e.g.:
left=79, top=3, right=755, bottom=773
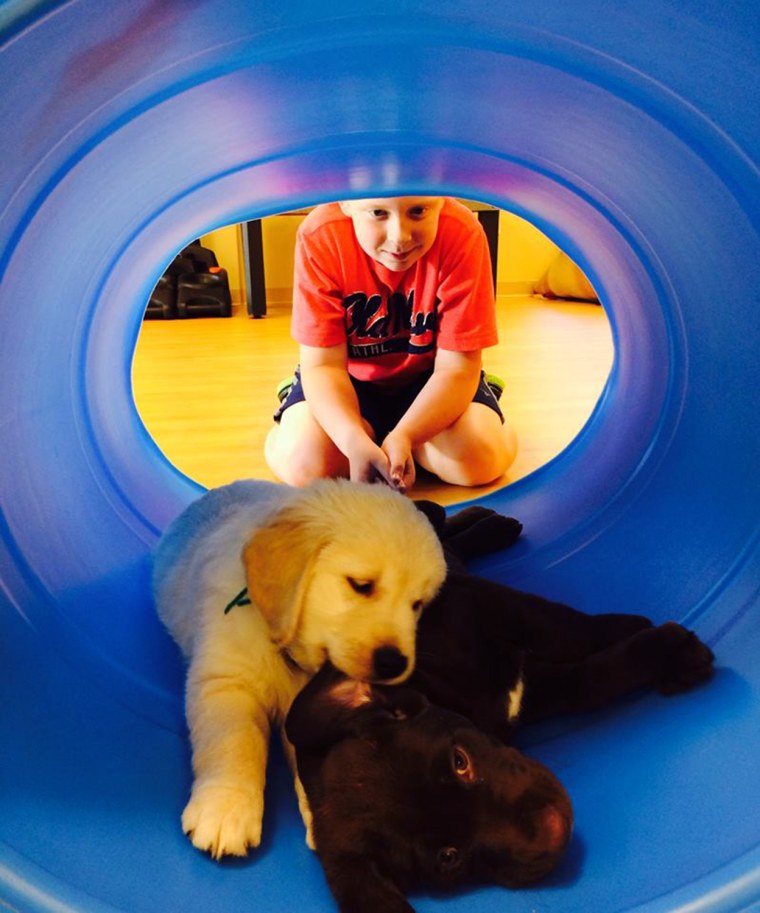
left=265, top=196, right=517, bottom=491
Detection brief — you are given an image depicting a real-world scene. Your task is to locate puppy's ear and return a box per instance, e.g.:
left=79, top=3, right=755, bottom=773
left=323, top=853, right=415, bottom=913
left=242, top=504, right=324, bottom=646
left=369, top=684, right=429, bottom=723
left=286, top=663, right=360, bottom=750
left=286, top=664, right=429, bottom=752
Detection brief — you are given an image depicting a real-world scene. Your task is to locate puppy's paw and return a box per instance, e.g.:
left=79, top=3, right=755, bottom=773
left=654, top=622, right=715, bottom=695
left=474, top=513, right=523, bottom=550
left=182, top=783, right=264, bottom=859
left=443, top=510, right=523, bottom=560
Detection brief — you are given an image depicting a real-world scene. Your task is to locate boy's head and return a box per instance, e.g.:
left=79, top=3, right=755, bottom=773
left=339, top=196, right=445, bottom=272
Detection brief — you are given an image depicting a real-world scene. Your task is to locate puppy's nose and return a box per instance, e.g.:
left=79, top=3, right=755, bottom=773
left=539, top=805, right=572, bottom=853
left=372, top=646, right=408, bottom=681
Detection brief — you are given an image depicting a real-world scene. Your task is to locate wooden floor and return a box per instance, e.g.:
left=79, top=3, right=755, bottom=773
left=132, top=295, right=613, bottom=506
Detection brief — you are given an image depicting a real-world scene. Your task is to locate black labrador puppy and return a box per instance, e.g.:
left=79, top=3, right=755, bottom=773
left=286, top=504, right=714, bottom=913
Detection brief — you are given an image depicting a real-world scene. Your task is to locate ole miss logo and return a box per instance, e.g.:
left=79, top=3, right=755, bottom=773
left=343, top=290, right=438, bottom=359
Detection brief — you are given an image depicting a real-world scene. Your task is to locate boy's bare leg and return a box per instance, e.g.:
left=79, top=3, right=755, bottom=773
left=414, top=403, right=517, bottom=486
left=265, top=401, right=350, bottom=485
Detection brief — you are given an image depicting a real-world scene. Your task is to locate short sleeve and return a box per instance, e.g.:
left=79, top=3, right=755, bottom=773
left=434, top=208, right=498, bottom=352
left=291, top=220, right=349, bottom=347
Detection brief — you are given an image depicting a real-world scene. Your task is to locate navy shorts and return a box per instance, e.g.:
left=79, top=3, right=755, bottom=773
left=274, top=366, right=504, bottom=444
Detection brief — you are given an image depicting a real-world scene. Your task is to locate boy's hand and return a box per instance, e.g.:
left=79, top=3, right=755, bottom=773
left=381, top=431, right=416, bottom=492
left=346, top=437, right=397, bottom=488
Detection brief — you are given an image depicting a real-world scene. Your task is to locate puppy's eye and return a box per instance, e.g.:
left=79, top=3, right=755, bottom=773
left=412, top=599, right=424, bottom=614
left=451, top=746, right=476, bottom=782
left=436, top=846, right=461, bottom=872
left=347, top=577, right=375, bottom=596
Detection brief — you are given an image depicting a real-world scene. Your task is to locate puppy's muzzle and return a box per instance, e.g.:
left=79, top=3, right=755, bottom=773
left=372, top=645, right=408, bottom=681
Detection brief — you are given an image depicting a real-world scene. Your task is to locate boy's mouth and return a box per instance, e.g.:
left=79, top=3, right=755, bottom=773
left=384, top=247, right=417, bottom=261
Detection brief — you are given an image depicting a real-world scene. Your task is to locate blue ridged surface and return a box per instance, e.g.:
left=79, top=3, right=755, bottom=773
left=1, top=2, right=758, bottom=910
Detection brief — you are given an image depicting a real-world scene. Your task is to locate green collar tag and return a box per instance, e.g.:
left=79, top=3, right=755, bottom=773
left=224, top=587, right=251, bottom=614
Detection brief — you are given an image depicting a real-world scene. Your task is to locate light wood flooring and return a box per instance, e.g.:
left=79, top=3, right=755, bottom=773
left=131, top=295, right=613, bottom=506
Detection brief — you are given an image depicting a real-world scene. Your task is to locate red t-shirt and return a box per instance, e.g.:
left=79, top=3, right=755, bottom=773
left=291, top=198, right=498, bottom=385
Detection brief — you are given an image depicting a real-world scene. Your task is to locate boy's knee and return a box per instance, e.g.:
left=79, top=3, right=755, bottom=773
left=448, top=447, right=509, bottom=487
left=278, top=455, right=336, bottom=487
left=265, top=427, right=346, bottom=486
left=469, top=420, right=517, bottom=481
left=424, top=422, right=517, bottom=487
left=500, top=421, right=519, bottom=469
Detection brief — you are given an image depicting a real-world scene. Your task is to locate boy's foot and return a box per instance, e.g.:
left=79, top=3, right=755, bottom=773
left=276, top=375, right=295, bottom=403
left=484, top=372, right=505, bottom=401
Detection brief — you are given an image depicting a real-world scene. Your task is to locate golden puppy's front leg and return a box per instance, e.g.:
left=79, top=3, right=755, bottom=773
left=183, top=667, right=270, bottom=859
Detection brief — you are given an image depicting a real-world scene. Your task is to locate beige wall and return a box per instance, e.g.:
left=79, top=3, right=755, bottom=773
left=497, top=212, right=559, bottom=294
left=200, top=205, right=563, bottom=308
left=200, top=226, right=245, bottom=305
left=260, top=215, right=302, bottom=304
left=200, top=217, right=300, bottom=307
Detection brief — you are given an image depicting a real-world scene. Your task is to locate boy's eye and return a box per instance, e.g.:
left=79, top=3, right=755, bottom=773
left=408, top=206, right=427, bottom=218
left=369, top=209, right=387, bottom=219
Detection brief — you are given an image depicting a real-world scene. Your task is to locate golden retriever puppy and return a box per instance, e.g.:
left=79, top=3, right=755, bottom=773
left=152, top=478, right=446, bottom=860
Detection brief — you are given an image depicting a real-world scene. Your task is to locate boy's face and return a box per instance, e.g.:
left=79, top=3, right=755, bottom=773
left=339, top=197, right=445, bottom=272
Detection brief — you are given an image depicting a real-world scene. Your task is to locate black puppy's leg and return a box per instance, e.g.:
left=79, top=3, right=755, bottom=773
left=649, top=623, right=716, bottom=695
left=524, top=603, right=654, bottom=659
left=441, top=509, right=523, bottom=562
left=323, top=856, right=415, bottom=913
left=414, top=501, right=523, bottom=564
left=573, top=612, right=655, bottom=652
left=438, top=505, right=500, bottom=537
left=476, top=580, right=655, bottom=662
left=521, top=622, right=715, bottom=722
left=412, top=499, right=447, bottom=537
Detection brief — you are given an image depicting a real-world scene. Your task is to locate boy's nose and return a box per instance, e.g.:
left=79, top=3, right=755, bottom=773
left=386, top=216, right=412, bottom=247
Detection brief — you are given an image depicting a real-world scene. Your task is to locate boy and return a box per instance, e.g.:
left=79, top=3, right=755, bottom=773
left=265, top=196, right=517, bottom=491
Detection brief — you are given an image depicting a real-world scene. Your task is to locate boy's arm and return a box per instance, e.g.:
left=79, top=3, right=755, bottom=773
left=382, top=348, right=483, bottom=483
left=299, top=343, right=395, bottom=486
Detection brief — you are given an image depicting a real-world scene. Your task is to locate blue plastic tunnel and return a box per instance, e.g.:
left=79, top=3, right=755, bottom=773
left=1, top=2, right=758, bottom=911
